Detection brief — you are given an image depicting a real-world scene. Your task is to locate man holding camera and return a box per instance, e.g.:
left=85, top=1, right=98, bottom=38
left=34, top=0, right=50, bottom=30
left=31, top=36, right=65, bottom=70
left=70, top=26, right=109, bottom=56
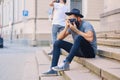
left=48, top=0, right=68, bottom=55
left=43, top=8, right=97, bottom=76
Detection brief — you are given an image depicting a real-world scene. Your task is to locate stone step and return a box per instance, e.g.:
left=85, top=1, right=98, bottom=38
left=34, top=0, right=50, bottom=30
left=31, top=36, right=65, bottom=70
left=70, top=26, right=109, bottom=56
left=41, top=76, right=65, bottom=80
left=35, top=50, right=65, bottom=80
left=22, top=54, right=39, bottom=80
left=98, top=45, right=120, bottom=61
left=73, top=56, right=120, bottom=80
left=60, top=48, right=120, bottom=80
left=97, top=31, right=120, bottom=39
left=97, top=39, right=120, bottom=47
left=42, top=47, right=102, bottom=80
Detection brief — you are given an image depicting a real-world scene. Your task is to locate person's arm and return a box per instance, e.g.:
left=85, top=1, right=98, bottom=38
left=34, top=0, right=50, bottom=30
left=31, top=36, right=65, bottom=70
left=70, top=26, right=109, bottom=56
left=57, top=20, right=70, bottom=40
left=69, top=23, right=94, bottom=42
left=49, top=0, right=56, bottom=7
left=77, top=30, right=94, bottom=42
left=57, top=27, right=70, bottom=40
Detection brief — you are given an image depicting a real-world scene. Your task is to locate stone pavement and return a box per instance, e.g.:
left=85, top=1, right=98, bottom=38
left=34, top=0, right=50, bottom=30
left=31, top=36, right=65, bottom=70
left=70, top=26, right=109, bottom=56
left=40, top=46, right=120, bottom=80
left=1, top=40, right=119, bottom=80
left=0, top=41, right=41, bottom=80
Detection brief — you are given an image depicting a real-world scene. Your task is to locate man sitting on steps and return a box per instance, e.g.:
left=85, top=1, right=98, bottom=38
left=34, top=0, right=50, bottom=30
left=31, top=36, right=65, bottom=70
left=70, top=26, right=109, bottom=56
left=43, top=8, right=97, bottom=76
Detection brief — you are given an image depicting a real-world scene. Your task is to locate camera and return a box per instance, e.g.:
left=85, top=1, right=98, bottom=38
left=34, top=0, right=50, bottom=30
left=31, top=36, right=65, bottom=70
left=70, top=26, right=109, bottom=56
left=69, top=18, right=80, bottom=28
left=56, top=0, right=59, bottom=3
left=69, top=18, right=77, bottom=24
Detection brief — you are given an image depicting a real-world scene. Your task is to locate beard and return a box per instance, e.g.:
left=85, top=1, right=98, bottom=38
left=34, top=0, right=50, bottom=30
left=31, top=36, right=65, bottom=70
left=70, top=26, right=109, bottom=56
left=75, top=20, right=80, bottom=28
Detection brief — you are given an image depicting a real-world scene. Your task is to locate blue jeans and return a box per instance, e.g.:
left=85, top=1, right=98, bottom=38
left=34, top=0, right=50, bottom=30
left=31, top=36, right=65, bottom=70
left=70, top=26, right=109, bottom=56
left=52, top=24, right=64, bottom=44
left=51, top=36, right=95, bottom=67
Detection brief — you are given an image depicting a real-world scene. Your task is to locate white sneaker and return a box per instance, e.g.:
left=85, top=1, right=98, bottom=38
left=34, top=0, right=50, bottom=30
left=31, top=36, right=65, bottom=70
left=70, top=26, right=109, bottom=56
left=52, top=62, right=70, bottom=71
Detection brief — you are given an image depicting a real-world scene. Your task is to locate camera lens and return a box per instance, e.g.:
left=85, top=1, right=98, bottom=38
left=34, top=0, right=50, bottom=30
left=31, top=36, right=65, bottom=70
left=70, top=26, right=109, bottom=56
left=69, top=18, right=76, bottom=24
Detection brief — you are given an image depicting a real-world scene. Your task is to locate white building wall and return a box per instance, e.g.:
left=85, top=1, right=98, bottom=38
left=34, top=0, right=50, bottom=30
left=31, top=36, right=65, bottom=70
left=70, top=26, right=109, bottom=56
left=25, top=0, right=35, bottom=18
left=82, top=0, right=87, bottom=18
left=100, top=0, right=120, bottom=32
left=85, top=0, right=104, bottom=19
left=84, top=0, right=104, bottom=32
left=104, top=0, right=120, bottom=12
left=36, top=0, right=52, bottom=34
left=1, top=0, right=36, bottom=42
left=0, top=0, right=109, bottom=45
left=37, top=0, right=50, bottom=18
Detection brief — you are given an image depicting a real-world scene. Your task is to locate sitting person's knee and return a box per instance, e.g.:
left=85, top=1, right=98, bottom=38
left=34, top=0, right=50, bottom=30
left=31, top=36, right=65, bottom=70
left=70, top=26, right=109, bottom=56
left=74, top=36, right=85, bottom=42
left=54, top=40, right=62, bottom=47
left=76, top=36, right=84, bottom=40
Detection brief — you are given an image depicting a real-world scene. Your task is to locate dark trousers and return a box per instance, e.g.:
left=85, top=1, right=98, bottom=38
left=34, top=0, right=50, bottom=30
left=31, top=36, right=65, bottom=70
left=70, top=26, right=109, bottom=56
left=0, top=45, right=3, bottom=48
left=0, top=38, right=3, bottom=48
left=51, top=36, right=95, bottom=67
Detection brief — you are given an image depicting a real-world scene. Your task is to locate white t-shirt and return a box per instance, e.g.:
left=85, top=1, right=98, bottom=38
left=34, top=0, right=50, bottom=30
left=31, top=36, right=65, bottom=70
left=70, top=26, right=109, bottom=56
left=52, top=3, right=68, bottom=26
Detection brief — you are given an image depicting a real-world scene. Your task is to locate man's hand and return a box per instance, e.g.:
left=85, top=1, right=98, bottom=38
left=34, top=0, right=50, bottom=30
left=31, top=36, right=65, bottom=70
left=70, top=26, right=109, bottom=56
left=65, top=19, right=70, bottom=29
left=52, top=0, right=56, bottom=2
left=69, top=22, right=78, bottom=33
left=69, top=22, right=94, bottom=42
left=49, top=0, right=56, bottom=6
left=57, top=19, right=70, bottom=40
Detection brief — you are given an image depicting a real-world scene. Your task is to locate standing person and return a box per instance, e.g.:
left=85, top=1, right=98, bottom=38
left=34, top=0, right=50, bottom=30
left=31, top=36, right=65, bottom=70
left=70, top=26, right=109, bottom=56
left=0, top=35, right=3, bottom=48
left=48, top=0, right=68, bottom=55
left=43, top=8, right=97, bottom=76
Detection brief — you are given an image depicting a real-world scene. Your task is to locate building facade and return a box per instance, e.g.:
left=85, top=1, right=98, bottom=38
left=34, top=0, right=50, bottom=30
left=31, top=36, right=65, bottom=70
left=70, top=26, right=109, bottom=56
left=100, top=0, right=120, bottom=32
left=0, top=0, right=104, bottom=46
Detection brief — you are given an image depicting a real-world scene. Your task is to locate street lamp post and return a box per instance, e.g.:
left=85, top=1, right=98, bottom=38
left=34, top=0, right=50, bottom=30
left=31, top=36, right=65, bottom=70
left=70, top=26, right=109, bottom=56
left=31, top=0, right=37, bottom=46
left=1, top=0, right=4, bottom=36
left=10, top=0, right=14, bottom=43
left=34, top=0, right=37, bottom=44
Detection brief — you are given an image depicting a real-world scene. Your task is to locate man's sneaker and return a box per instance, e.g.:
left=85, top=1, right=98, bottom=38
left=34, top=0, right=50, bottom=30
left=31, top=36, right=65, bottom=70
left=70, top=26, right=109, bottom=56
left=52, top=61, right=70, bottom=71
left=42, top=69, right=58, bottom=76
left=48, top=50, right=53, bottom=55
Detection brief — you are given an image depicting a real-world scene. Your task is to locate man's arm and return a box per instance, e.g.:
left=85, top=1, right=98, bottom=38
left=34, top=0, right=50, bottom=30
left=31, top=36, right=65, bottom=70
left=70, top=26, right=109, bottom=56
left=77, top=30, right=94, bottom=42
left=49, top=0, right=56, bottom=7
left=69, top=23, right=94, bottom=42
left=57, top=20, right=70, bottom=40
left=57, top=27, right=70, bottom=40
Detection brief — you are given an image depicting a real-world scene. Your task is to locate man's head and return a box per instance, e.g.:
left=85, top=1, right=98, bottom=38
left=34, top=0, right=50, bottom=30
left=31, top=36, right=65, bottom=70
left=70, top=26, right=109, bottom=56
left=65, top=8, right=84, bottom=22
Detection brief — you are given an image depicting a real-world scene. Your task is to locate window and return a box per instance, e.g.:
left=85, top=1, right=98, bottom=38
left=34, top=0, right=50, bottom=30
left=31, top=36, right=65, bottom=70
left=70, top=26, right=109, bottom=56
left=70, top=0, right=82, bottom=13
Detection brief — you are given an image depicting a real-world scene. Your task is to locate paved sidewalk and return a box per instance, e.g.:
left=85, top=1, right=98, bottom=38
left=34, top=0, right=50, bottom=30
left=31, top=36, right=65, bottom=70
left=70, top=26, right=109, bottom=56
left=0, top=41, right=41, bottom=80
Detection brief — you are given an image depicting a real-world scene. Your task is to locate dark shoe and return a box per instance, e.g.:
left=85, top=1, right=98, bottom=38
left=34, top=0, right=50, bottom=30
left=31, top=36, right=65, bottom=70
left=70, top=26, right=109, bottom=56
left=48, top=50, right=53, bottom=55
left=42, top=69, right=58, bottom=76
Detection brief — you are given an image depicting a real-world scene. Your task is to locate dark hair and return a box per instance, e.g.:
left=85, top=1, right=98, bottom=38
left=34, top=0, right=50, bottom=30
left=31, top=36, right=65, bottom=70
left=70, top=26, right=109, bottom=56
left=56, top=0, right=59, bottom=3
left=57, top=0, right=66, bottom=3
left=63, top=0, right=66, bottom=3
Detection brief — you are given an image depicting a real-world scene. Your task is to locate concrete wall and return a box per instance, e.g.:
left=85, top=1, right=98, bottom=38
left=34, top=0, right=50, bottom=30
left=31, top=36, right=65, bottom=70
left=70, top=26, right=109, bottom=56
left=84, top=0, right=104, bottom=32
left=85, top=0, right=104, bottom=19
left=0, top=0, right=36, bottom=41
left=99, top=0, right=120, bottom=32
left=0, top=0, right=103, bottom=45
left=104, top=0, right=120, bottom=12
left=36, top=0, right=52, bottom=34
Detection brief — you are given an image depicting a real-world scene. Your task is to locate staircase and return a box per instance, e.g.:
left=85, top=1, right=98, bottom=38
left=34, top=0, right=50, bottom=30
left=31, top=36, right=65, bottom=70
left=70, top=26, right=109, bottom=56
left=97, top=31, right=120, bottom=61
left=36, top=31, right=120, bottom=80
